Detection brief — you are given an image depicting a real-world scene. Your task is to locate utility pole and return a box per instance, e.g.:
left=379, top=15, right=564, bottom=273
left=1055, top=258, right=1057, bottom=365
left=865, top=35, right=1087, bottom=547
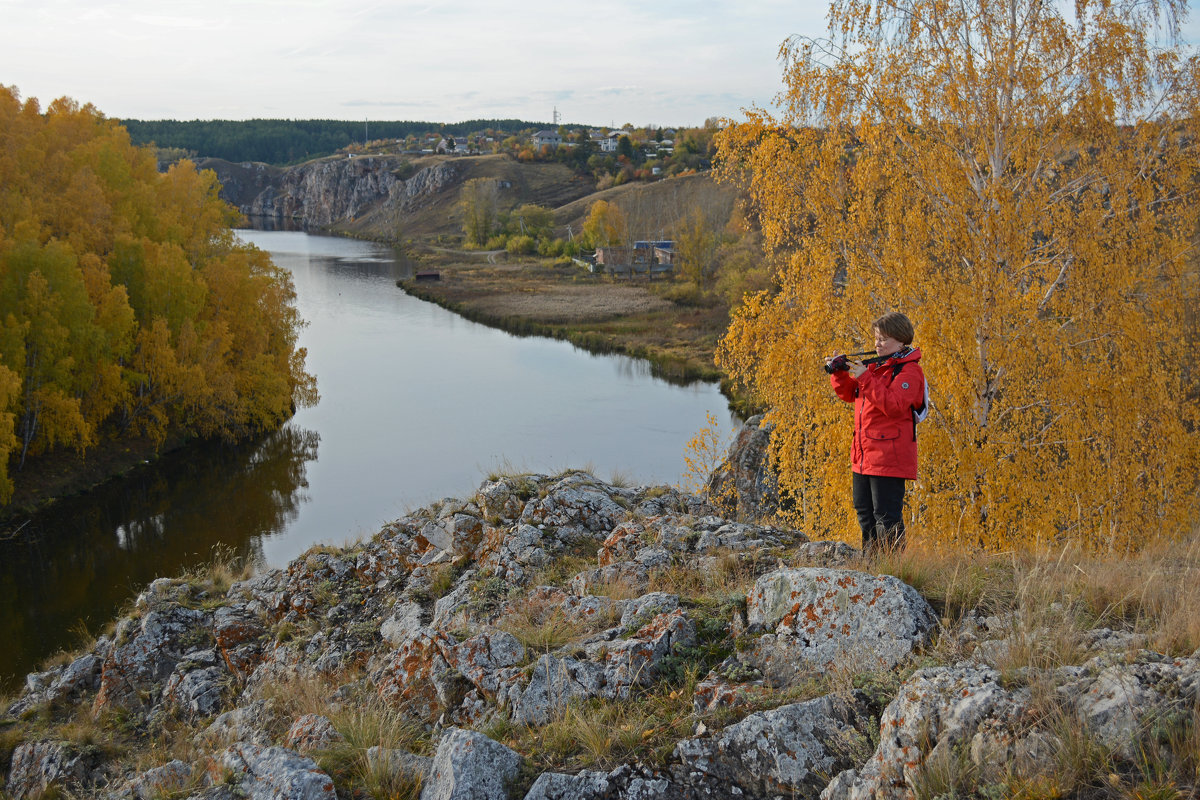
left=364, top=117, right=368, bottom=146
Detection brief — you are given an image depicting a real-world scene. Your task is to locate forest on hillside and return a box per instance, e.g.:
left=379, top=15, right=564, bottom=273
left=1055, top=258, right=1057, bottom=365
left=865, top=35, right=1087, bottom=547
left=0, top=88, right=318, bottom=506
left=121, top=118, right=542, bottom=165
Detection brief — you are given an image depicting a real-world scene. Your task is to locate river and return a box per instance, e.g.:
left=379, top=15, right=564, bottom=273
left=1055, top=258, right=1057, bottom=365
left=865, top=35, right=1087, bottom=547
left=0, top=230, right=737, bottom=690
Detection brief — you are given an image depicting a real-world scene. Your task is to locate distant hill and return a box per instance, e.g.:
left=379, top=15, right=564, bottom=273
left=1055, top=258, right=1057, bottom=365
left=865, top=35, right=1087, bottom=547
left=121, top=118, right=548, bottom=165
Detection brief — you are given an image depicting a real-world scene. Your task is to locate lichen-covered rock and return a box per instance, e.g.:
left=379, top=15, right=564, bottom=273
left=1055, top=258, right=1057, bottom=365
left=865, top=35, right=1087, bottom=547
left=694, top=521, right=796, bottom=553
left=672, top=692, right=875, bottom=799
left=285, top=714, right=345, bottom=753
left=161, top=657, right=227, bottom=719
left=213, top=605, right=267, bottom=678
left=6, top=741, right=90, bottom=799
left=568, top=561, right=650, bottom=596
left=820, top=666, right=1017, bottom=800
left=793, top=540, right=860, bottom=567
left=221, top=743, right=337, bottom=800
left=445, top=631, right=526, bottom=697
left=510, top=654, right=609, bottom=725
left=1058, top=652, right=1200, bottom=760
left=125, top=759, right=192, bottom=800
left=381, top=601, right=427, bottom=647
left=521, top=770, right=611, bottom=800
left=199, top=699, right=283, bottom=747
left=691, top=657, right=771, bottom=714
left=618, top=592, right=681, bottom=631
left=420, top=728, right=521, bottom=800
left=373, top=628, right=455, bottom=719
left=476, top=475, right=543, bottom=525
left=478, top=523, right=552, bottom=584
left=93, top=603, right=213, bottom=715
left=745, top=568, right=936, bottom=679
left=518, top=472, right=632, bottom=539
left=511, top=608, right=696, bottom=724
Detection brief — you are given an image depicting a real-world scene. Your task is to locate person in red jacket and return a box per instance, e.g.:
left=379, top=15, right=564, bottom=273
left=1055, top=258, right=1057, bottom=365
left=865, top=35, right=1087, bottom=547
left=826, top=312, right=925, bottom=555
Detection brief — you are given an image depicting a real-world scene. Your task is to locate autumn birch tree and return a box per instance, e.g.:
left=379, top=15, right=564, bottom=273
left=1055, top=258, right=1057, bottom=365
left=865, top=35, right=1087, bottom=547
left=0, top=86, right=316, bottom=504
left=715, top=0, right=1200, bottom=551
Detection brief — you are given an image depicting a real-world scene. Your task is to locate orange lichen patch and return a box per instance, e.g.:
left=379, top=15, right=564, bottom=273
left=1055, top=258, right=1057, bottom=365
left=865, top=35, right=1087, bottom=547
left=598, top=522, right=645, bottom=566
left=375, top=630, right=454, bottom=720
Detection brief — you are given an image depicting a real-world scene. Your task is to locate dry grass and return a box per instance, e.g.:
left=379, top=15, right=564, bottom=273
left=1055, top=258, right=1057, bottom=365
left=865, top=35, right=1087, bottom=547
left=468, top=285, right=673, bottom=323
left=259, top=670, right=432, bottom=800
left=500, top=661, right=705, bottom=773
left=871, top=528, right=1200, bottom=670
left=498, top=598, right=621, bottom=655
left=182, top=544, right=256, bottom=598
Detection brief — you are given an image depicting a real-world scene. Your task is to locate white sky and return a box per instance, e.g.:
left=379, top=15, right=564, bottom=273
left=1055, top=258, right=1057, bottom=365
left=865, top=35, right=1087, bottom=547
left=0, top=0, right=830, bottom=127
left=4, top=2, right=1197, bottom=128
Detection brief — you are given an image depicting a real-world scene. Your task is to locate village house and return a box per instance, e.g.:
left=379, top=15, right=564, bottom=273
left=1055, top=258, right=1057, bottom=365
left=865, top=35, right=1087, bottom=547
left=599, top=131, right=623, bottom=153
left=531, top=130, right=563, bottom=149
left=594, top=241, right=675, bottom=277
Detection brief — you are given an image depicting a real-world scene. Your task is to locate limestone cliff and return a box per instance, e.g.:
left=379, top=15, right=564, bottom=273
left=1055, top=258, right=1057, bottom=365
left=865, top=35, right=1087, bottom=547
left=198, top=154, right=593, bottom=239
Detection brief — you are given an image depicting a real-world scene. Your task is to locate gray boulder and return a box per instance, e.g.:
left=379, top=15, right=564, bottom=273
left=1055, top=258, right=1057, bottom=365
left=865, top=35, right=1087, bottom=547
left=1059, top=652, right=1200, bottom=760
left=522, top=770, right=611, bottom=800
left=821, top=665, right=1016, bottom=800
left=126, top=759, right=193, bottom=800
left=511, top=654, right=609, bottom=725
left=6, top=741, right=90, bottom=799
left=381, top=601, right=427, bottom=647
left=285, top=714, right=345, bottom=753
left=745, top=568, right=936, bottom=680
left=420, top=728, right=521, bottom=800
left=672, top=692, right=875, bottom=799
left=93, top=604, right=212, bottom=714
left=221, top=743, right=337, bottom=800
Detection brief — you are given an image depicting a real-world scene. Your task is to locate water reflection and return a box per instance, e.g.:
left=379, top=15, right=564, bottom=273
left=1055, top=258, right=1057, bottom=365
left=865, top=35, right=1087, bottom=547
left=0, top=427, right=318, bottom=689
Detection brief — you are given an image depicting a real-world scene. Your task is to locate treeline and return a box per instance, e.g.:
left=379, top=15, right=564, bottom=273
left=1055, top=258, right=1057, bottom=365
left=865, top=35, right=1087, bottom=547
left=0, top=87, right=318, bottom=505
left=120, top=118, right=542, bottom=165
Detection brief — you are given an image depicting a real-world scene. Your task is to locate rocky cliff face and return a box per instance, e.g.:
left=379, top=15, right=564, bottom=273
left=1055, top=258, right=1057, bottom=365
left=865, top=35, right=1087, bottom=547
left=200, top=155, right=462, bottom=232
left=5, top=460, right=1198, bottom=800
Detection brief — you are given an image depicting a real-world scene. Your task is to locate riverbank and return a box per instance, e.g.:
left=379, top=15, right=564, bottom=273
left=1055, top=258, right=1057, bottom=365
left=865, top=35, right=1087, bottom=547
left=398, top=250, right=731, bottom=387
left=0, top=431, right=195, bottom=531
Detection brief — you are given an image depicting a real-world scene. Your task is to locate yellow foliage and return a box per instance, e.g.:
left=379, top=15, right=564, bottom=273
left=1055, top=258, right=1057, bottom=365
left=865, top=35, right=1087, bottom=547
left=582, top=200, right=628, bottom=249
left=0, top=86, right=316, bottom=501
left=679, top=411, right=731, bottom=496
left=714, top=0, right=1200, bottom=551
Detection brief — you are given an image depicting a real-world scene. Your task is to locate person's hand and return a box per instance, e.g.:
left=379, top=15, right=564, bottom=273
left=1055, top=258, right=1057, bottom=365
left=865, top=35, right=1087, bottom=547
left=849, top=361, right=867, bottom=379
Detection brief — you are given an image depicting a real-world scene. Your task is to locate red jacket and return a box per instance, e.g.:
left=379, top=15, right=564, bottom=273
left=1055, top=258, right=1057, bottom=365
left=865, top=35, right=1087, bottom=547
left=830, top=347, right=924, bottom=480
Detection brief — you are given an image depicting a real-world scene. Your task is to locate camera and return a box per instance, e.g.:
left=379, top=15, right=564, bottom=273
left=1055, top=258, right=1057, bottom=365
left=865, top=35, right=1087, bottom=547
left=824, top=355, right=852, bottom=374
left=823, top=350, right=886, bottom=374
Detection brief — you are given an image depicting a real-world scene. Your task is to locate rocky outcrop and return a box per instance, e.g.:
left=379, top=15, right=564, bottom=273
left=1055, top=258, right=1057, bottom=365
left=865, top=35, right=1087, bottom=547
left=821, top=652, right=1200, bottom=800
left=4, top=470, right=1196, bottom=800
left=706, top=414, right=782, bottom=520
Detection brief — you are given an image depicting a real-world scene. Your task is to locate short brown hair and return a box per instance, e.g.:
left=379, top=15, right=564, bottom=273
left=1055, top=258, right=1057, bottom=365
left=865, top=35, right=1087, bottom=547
left=873, top=312, right=914, bottom=345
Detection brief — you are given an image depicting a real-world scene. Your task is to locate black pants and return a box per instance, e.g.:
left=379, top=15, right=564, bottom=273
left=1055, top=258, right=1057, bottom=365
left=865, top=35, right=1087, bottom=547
left=852, top=472, right=906, bottom=555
